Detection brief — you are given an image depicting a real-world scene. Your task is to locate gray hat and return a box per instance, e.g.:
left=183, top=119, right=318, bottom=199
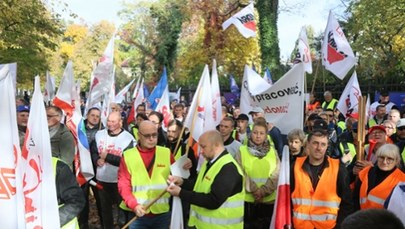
left=248, top=107, right=264, bottom=115
left=397, top=119, right=405, bottom=128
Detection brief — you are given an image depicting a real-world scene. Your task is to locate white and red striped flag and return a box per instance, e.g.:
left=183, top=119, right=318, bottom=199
left=0, top=64, right=26, bottom=228
left=270, top=146, right=291, bottom=229
left=22, top=76, right=60, bottom=228
left=211, top=59, right=222, bottom=126
left=53, top=61, right=94, bottom=186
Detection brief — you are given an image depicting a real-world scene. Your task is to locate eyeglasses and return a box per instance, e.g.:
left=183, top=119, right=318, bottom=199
left=384, top=126, right=394, bottom=130
left=371, top=131, right=385, bottom=136
left=327, top=114, right=334, bottom=118
left=377, top=156, right=395, bottom=164
left=139, top=131, right=158, bottom=139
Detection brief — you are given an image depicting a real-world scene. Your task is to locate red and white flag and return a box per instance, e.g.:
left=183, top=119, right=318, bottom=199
left=222, top=3, right=256, bottom=38
left=0, top=64, right=26, bottom=228
left=322, top=11, right=356, bottom=80
left=211, top=59, right=222, bottom=126
left=87, top=36, right=115, bottom=109
left=184, top=65, right=215, bottom=142
left=155, top=85, right=173, bottom=131
left=297, top=27, right=313, bottom=74
left=270, top=146, right=291, bottom=229
left=22, top=76, right=60, bottom=228
left=337, top=71, right=362, bottom=117
left=53, top=61, right=95, bottom=186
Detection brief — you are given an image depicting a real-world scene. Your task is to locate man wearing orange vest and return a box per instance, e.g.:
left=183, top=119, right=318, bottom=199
left=290, top=130, right=353, bottom=229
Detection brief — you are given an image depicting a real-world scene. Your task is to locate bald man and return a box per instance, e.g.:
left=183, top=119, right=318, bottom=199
left=118, top=120, right=175, bottom=228
left=167, top=130, right=245, bottom=229
left=90, top=111, right=135, bottom=228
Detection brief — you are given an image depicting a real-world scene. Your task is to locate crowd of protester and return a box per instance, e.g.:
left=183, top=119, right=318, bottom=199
left=15, top=90, right=405, bottom=229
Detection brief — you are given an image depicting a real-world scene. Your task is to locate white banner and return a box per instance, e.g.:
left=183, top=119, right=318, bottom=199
left=252, top=64, right=305, bottom=135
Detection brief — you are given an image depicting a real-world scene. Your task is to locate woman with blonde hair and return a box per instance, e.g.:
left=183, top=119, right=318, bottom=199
left=235, top=117, right=280, bottom=229
left=353, top=144, right=405, bottom=210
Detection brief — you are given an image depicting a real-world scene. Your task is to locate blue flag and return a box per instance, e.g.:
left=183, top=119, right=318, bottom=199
left=229, top=74, right=240, bottom=96
left=147, top=67, right=168, bottom=109
left=143, top=84, right=150, bottom=101
left=264, top=67, right=273, bottom=85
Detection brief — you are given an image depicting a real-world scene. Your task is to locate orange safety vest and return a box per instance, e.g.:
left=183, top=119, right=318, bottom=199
left=358, top=166, right=405, bottom=209
left=292, top=157, right=341, bottom=229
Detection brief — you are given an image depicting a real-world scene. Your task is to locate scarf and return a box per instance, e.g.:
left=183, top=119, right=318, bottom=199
left=247, top=138, right=271, bottom=159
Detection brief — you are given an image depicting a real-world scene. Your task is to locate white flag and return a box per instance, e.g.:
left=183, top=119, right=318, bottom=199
left=337, top=71, right=362, bottom=117
left=23, top=76, right=60, bottom=228
left=115, top=78, right=135, bottom=104
left=155, top=85, right=173, bottom=131
left=0, top=62, right=17, bottom=92
left=239, top=66, right=256, bottom=118
left=184, top=65, right=215, bottom=142
left=211, top=59, right=222, bottom=126
left=0, top=64, right=26, bottom=228
left=132, top=78, right=145, bottom=120
left=44, top=71, right=56, bottom=104
left=87, top=36, right=115, bottom=109
left=297, top=27, right=313, bottom=74
left=131, top=76, right=141, bottom=99
left=322, top=11, right=356, bottom=79
left=222, top=3, right=257, bottom=38
left=253, top=64, right=305, bottom=135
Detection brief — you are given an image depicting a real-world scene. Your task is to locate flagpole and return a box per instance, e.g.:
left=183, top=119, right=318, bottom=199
left=173, top=126, right=186, bottom=157
left=121, top=189, right=168, bottom=229
left=356, top=95, right=366, bottom=160
left=310, top=60, right=321, bottom=95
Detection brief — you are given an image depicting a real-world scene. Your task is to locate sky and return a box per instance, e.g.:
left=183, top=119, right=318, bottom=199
left=58, top=0, right=346, bottom=61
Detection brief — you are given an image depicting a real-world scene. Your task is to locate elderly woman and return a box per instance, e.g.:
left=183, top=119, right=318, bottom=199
left=287, top=128, right=306, bottom=163
left=353, top=144, right=405, bottom=210
left=235, top=117, right=280, bottom=229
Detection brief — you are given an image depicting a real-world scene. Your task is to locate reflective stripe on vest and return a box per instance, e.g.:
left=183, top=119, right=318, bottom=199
left=291, top=198, right=340, bottom=208
left=293, top=212, right=337, bottom=221
left=190, top=210, right=243, bottom=225
left=358, top=166, right=405, bottom=209
left=189, top=154, right=245, bottom=229
left=132, top=184, right=168, bottom=192
left=119, top=146, right=171, bottom=213
left=52, top=158, right=79, bottom=229
left=240, top=144, right=277, bottom=202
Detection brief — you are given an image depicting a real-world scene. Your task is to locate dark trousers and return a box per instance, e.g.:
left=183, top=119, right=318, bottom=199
left=98, top=181, right=122, bottom=229
left=78, top=181, right=104, bottom=229
left=244, top=202, right=274, bottom=229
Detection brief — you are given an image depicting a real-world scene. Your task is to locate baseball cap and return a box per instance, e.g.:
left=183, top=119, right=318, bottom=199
left=236, top=114, right=249, bottom=121
left=380, top=90, right=389, bottom=96
left=248, top=107, right=264, bottom=115
left=368, top=125, right=386, bottom=135
left=17, top=105, right=30, bottom=113
left=312, top=119, right=328, bottom=131
left=397, top=119, right=405, bottom=128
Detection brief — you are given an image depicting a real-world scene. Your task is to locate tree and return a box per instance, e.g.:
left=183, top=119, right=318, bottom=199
left=256, top=0, right=281, bottom=78
left=0, top=0, right=62, bottom=87
left=346, top=0, right=405, bottom=83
